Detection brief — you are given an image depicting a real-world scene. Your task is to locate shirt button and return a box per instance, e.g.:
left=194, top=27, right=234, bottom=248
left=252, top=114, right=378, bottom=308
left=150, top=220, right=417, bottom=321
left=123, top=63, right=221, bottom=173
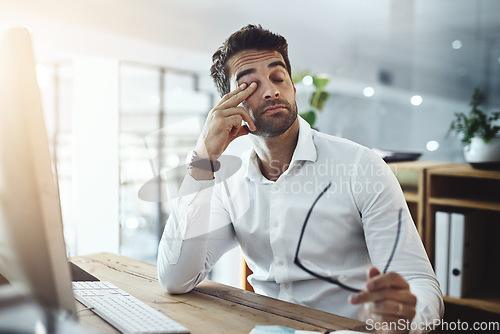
left=272, top=220, right=279, bottom=228
left=277, top=260, right=284, bottom=266
left=284, top=283, right=289, bottom=290
left=272, top=183, right=280, bottom=191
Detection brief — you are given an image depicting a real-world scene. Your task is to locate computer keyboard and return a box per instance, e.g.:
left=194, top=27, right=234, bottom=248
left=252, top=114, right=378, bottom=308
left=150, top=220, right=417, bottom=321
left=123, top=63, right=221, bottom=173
left=73, top=281, right=190, bottom=334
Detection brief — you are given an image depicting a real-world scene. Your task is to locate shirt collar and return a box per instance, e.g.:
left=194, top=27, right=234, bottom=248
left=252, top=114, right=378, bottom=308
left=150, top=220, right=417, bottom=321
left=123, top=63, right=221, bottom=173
left=243, top=115, right=318, bottom=181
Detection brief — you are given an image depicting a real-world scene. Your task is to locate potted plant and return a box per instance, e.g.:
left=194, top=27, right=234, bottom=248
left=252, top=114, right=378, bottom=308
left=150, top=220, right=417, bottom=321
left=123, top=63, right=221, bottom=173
left=448, top=87, right=500, bottom=168
left=293, top=71, right=330, bottom=128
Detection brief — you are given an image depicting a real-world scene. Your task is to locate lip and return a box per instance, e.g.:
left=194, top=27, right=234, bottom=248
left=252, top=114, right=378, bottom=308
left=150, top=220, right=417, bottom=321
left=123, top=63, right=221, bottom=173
left=262, top=105, right=287, bottom=115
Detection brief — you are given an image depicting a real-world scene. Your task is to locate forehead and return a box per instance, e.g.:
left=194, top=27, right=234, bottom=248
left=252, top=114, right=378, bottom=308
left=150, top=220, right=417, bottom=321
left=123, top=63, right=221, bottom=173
left=227, top=50, right=285, bottom=80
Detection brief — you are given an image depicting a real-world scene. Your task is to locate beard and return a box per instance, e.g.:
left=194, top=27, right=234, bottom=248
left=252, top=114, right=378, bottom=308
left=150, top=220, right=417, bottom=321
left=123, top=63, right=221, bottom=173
left=249, top=99, right=298, bottom=137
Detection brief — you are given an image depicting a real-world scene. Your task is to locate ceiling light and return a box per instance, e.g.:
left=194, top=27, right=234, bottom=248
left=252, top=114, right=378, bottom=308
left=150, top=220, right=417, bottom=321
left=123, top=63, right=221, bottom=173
left=452, top=40, right=463, bottom=50
left=426, top=140, right=439, bottom=152
left=411, top=95, right=423, bottom=106
left=302, top=75, right=313, bottom=86
left=125, top=217, right=140, bottom=229
left=363, top=87, right=375, bottom=97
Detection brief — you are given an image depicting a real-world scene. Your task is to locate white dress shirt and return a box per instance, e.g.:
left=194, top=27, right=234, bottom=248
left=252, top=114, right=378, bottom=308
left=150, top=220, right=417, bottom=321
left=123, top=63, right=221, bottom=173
left=157, top=116, right=444, bottom=331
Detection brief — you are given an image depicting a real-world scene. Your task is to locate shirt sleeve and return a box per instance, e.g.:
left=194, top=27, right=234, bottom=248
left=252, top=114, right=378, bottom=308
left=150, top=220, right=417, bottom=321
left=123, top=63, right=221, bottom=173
left=354, top=149, right=444, bottom=332
left=157, top=172, right=237, bottom=294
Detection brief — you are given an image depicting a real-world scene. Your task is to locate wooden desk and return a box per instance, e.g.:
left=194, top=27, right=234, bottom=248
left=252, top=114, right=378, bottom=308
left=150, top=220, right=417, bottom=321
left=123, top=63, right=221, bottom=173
left=71, top=253, right=368, bottom=334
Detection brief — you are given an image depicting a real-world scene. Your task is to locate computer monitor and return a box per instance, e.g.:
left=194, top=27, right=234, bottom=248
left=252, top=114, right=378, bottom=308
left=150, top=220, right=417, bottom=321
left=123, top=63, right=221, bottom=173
left=0, top=27, right=76, bottom=318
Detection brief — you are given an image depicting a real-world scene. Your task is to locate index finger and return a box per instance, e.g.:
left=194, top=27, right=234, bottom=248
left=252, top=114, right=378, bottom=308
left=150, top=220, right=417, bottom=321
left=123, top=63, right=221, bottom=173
left=219, top=82, right=258, bottom=109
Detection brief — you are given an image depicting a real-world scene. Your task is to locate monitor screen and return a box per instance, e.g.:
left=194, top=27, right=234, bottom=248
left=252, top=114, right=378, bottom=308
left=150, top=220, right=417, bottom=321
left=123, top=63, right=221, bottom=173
left=0, top=27, right=76, bottom=318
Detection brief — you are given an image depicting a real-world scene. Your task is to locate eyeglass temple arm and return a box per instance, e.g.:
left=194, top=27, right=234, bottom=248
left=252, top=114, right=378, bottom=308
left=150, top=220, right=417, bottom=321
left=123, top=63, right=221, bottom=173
left=293, top=182, right=332, bottom=261
left=382, top=208, right=402, bottom=274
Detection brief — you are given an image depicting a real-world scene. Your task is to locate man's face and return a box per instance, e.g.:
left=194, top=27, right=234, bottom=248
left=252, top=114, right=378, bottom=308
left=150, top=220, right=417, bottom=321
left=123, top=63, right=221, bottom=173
left=227, top=50, right=297, bottom=137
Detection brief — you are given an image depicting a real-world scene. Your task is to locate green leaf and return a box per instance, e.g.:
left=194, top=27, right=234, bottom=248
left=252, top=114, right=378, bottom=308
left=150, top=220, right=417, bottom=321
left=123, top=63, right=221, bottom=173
left=312, top=74, right=330, bottom=90
left=311, top=91, right=330, bottom=111
left=300, top=110, right=316, bottom=127
left=292, top=70, right=311, bottom=84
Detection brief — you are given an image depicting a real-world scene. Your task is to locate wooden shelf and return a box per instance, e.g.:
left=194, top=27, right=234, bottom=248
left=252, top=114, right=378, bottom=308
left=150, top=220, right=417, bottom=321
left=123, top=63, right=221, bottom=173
left=444, top=296, right=500, bottom=315
left=389, top=160, right=451, bottom=171
left=423, top=164, right=500, bottom=318
left=426, top=166, right=500, bottom=261
left=428, top=197, right=500, bottom=212
left=402, top=191, right=419, bottom=203
left=429, top=164, right=500, bottom=180
left=388, top=162, right=500, bottom=319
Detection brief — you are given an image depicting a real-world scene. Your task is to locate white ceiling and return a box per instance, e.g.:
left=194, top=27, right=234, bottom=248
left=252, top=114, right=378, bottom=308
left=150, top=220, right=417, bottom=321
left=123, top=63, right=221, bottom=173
left=1, top=0, right=500, bottom=103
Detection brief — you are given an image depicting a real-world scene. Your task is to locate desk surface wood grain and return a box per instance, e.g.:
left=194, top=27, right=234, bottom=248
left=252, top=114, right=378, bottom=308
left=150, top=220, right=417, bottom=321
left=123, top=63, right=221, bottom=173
left=71, top=253, right=369, bottom=334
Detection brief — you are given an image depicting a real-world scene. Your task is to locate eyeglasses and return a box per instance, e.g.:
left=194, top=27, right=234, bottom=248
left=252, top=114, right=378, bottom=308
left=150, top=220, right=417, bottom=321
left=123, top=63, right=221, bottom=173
left=293, top=182, right=402, bottom=293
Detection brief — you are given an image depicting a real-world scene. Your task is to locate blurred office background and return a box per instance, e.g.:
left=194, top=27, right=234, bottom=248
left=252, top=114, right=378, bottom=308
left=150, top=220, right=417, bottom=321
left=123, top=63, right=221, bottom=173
left=1, top=0, right=499, bottom=288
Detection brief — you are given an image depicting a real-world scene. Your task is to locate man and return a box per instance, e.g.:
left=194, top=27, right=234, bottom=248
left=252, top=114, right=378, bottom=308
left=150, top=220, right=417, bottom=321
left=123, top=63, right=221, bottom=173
left=157, top=24, right=443, bottom=332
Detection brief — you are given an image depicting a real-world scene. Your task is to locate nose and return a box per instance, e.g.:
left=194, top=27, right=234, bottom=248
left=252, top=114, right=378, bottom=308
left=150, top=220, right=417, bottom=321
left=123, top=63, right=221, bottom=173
left=261, top=81, right=280, bottom=100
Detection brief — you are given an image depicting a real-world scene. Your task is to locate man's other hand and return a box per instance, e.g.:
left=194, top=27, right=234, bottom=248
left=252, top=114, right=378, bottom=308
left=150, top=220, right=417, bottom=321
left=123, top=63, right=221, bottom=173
left=350, top=267, right=417, bottom=333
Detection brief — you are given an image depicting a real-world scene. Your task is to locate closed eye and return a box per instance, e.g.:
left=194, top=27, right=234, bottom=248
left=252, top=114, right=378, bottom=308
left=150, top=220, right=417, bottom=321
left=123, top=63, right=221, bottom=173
left=271, top=75, right=285, bottom=83
left=271, top=70, right=286, bottom=83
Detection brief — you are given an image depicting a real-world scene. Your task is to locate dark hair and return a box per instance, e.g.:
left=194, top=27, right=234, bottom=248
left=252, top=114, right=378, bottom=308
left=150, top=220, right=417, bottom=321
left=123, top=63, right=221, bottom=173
left=210, top=24, right=292, bottom=97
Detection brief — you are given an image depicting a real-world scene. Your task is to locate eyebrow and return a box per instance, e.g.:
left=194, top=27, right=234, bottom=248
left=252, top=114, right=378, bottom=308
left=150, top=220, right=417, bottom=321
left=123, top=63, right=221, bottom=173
left=235, top=60, right=288, bottom=82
